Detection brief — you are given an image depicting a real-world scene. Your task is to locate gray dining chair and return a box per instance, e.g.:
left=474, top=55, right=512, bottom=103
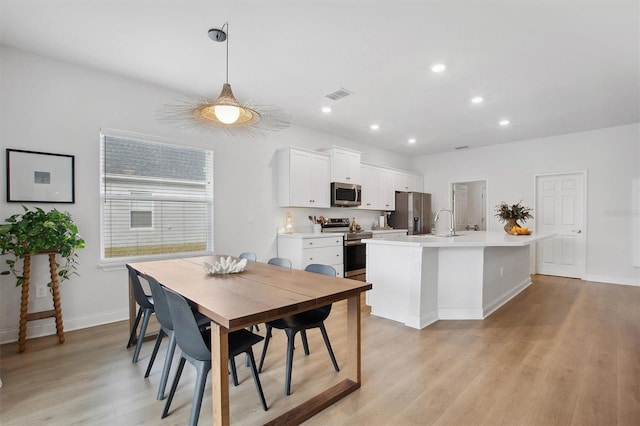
left=126, top=265, right=155, bottom=363
left=162, top=287, right=268, bottom=425
left=144, top=276, right=211, bottom=400
left=267, top=257, right=292, bottom=269
left=258, top=263, right=340, bottom=395
left=239, top=252, right=257, bottom=261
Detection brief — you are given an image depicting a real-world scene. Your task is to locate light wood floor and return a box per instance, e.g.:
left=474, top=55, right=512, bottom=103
left=1, top=275, right=639, bottom=425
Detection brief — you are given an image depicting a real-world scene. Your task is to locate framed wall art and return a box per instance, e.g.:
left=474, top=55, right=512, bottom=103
left=6, top=149, right=75, bottom=203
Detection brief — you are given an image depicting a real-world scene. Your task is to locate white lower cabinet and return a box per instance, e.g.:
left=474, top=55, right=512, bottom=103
left=277, top=234, right=344, bottom=277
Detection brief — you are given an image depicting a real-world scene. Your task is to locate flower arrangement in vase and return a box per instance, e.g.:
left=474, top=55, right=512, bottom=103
left=494, top=201, right=533, bottom=234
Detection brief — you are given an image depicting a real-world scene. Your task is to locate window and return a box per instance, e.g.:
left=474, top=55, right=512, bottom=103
left=100, top=130, right=214, bottom=263
left=129, top=191, right=153, bottom=229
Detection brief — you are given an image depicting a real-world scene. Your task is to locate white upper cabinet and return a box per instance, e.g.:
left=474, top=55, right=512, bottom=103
left=359, top=164, right=379, bottom=209
left=378, top=168, right=395, bottom=211
left=359, top=163, right=395, bottom=211
left=395, top=171, right=424, bottom=192
left=277, top=147, right=330, bottom=208
left=319, top=146, right=361, bottom=184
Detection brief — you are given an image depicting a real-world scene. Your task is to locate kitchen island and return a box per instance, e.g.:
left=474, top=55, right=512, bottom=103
left=364, top=231, right=554, bottom=329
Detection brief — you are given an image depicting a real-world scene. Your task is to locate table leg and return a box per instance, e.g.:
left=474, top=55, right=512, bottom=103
left=211, top=322, right=230, bottom=426
left=265, top=293, right=363, bottom=425
left=346, top=294, right=362, bottom=384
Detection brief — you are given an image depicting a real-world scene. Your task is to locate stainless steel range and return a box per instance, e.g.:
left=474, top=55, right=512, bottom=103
left=321, top=218, right=372, bottom=281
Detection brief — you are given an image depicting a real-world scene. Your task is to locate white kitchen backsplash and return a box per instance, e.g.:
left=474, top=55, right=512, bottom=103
left=277, top=207, right=386, bottom=233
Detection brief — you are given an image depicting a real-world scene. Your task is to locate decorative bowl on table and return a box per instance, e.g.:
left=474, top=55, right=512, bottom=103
left=204, top=257, right=247, bottom=274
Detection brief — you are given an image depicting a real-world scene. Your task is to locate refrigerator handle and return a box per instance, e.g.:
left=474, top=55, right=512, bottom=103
left=414, top=217, right=420, bottom=234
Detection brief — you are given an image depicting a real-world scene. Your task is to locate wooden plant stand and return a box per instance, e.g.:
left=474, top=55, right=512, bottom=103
left=18, top=252, right=65, bottom=352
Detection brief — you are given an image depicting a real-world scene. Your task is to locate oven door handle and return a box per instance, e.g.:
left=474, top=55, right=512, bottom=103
left=344, top=239, right=365, bottom=246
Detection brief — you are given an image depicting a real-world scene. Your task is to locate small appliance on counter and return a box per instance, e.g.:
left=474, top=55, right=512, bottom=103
left=389, top=192, right=432, bottom=235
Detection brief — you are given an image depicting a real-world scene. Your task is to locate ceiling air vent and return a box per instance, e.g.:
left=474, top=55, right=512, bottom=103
left=325, top=88, right=354, bottom=101
left=454, top=145, right=469, bottom=150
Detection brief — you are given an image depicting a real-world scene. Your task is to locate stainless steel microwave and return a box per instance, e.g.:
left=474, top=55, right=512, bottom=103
left=331, top=182, right=361, bottom=207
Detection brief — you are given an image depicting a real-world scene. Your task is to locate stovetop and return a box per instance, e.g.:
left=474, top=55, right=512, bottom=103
left=321, top=218, right=372, bottom=240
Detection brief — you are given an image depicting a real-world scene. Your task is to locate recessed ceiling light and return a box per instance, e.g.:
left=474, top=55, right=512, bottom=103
left=370, top=124, right=380, bottom=130
left=408, top=138, right=416, bottom=144
left=499, top=119, right=510, bottom=126
left=471, top=96, right=484, bottom=104
left=431, top=63, right=446, bottom=73
left=321, top=106, right=332, bottom=113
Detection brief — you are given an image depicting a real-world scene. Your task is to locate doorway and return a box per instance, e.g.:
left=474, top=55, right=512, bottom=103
left=450, top=180, right=488, bottom=232
left=535, top=172, right=587, bottom=278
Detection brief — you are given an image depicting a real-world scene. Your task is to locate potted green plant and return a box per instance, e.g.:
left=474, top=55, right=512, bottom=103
left=495, top=201, right=533, bottom=234
left=0, top=206, right=85, bottom=287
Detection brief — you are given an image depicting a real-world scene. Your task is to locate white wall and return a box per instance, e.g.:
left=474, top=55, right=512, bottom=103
left=0, top=46, right=411, bottom=343
left=414, top=123, right=640, bottom=286
left=2, top=45, right=637, bottom=343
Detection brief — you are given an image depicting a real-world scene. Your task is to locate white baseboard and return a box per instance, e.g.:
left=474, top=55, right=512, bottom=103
left=405, top=309, right=439, bottom=329
left=0, top=309, right=129, bottom=345
left=483, top=277, right=532, bottom=318
left=437, top=308, right=484, bottom=320
left=584, top=274, right=640, bottom=287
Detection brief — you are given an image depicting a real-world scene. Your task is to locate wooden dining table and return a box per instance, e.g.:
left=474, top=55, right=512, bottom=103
left=128, top=255, right=372, bottom=425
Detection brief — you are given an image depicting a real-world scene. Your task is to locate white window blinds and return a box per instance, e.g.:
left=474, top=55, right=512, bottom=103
left=100, top=131, right=214, bottom=262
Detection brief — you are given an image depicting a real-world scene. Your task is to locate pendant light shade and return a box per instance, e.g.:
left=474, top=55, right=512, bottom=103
left=158, top=23, right=289, bottom=136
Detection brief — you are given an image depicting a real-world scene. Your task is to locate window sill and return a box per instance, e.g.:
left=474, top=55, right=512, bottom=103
left=98, top=251, right=214, bottom=272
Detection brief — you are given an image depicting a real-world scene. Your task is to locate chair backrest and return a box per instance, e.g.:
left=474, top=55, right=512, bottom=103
left=239, top=252, right=257, bottom=261
left=163, top=287, right=211, bottom=362
left=146, top=276, right=173, bottom=331
left=267, top=257, right=292, bottom=269
left=303, top=264, right=335, bottom=314
left=127, top=265, right=154, bottom=309
left=304, top=264, right=336, bottom=277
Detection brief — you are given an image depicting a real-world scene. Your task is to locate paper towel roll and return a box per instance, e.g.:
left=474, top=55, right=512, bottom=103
left=379, top=215, right=385, bottom=228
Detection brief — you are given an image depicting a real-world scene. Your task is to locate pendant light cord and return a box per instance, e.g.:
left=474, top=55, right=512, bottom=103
left=223, top=22, right=229, bottom=84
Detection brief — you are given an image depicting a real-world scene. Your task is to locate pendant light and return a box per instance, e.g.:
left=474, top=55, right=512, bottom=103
left=158, top=22, right=289, bottom=137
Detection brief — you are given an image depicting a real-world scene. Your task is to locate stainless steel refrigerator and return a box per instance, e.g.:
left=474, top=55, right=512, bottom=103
left=388, top=192, right=432, bottom=235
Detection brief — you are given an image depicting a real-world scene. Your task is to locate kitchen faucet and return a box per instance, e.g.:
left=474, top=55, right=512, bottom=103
left=434, top=208, right=456, bottom=237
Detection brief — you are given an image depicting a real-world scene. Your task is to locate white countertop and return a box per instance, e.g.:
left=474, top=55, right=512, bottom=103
left=370, top=229, right=408, bottom=234
left=278, top=232, right=343, bottom=239
left=363, top=231, right=554, bottom=247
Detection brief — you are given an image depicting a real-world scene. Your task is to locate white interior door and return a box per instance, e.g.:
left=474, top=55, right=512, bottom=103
left=535, top=172, right=586, bottom=278
left=453, top=184, right=468, bottom=231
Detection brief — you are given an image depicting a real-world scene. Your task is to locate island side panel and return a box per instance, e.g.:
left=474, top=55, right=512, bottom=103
left=366, top=243, right=427, bottom=327
left=481, top=245, right=532, bottom=317
left=412, top=248, right=438, bottom=329
left=437, top=247, right=485, bottom=319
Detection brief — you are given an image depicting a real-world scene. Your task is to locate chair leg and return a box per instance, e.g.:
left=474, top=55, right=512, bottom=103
left=246, top=349, right=268, bottom=411
left=157, top=331, right=177, bottom=400
left=300, top=330, right=310, bottom=355
left=258, top=325, right=273, bottom=373
left=188, top=361, right=211, bottom=426
left=319, top=323, right=340, bottom=372
left=229, top=357, right=239, bottom=386
left=284, top=329, right=297, bottom=395
left=162, top=356, right=186, bottom=419
left=127, top=307, right=143, bottom=348
left=132, top=307, right=152, bottom=363
left=145, top=328, right=165, bottom=378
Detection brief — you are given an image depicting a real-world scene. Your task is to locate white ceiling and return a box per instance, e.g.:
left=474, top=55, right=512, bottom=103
left=1, top=0, right=638, bottom=156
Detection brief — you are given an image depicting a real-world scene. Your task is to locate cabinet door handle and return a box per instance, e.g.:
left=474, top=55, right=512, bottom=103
left=571, top=229, right=582, bottom=233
